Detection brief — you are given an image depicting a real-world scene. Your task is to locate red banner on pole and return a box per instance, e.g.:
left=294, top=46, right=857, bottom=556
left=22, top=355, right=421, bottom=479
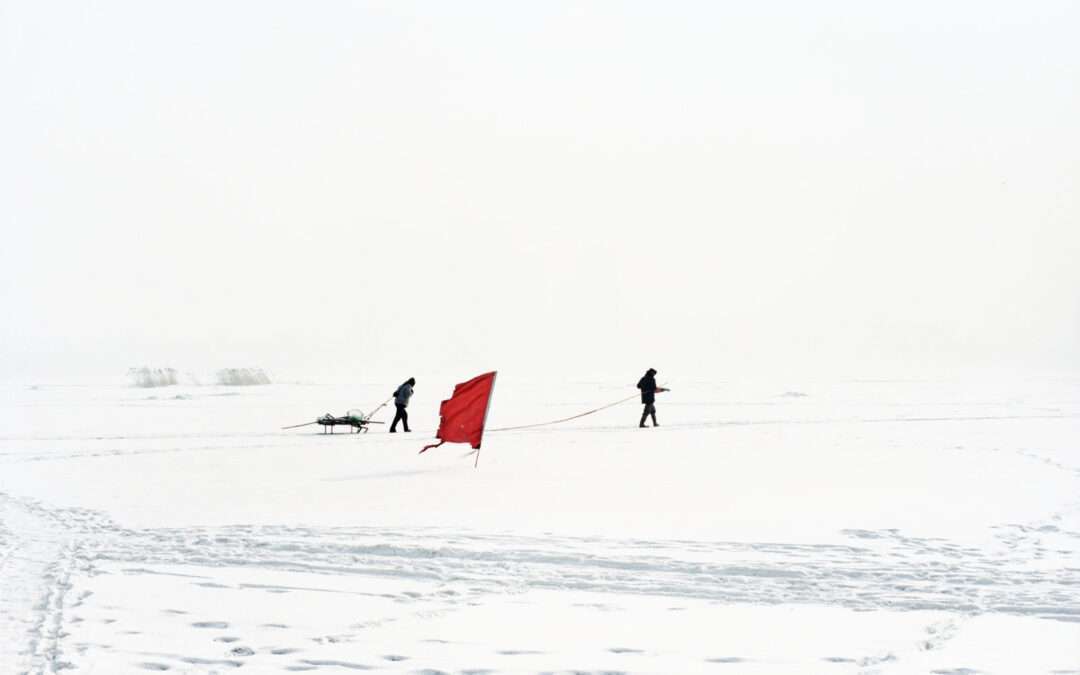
left=420, top=371, right=497, bottom=455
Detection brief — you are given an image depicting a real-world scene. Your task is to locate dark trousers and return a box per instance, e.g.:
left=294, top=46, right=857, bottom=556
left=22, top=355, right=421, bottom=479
left=639, top=403, right=657, bottom=427
left=390, top=404, right=409, bottom=432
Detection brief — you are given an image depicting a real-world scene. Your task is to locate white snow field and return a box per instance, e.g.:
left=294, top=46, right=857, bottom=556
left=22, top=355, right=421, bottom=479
left=1, top=376, right=1078, bottom=674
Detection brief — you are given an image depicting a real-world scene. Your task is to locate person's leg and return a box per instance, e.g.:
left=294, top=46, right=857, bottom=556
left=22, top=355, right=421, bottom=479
left=650, top=404, right=658, bottom=427
left=639, top=404, right=649, bottom=427
left=402, top=407, right=410, bottom=432
left=390, top=405, right=404, bottom=432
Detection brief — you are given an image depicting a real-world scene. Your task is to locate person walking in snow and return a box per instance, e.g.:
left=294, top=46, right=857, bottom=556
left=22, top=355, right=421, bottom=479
left=637, top=368, right=667, bottom=428
left=389, top=377, right=415, bottom=433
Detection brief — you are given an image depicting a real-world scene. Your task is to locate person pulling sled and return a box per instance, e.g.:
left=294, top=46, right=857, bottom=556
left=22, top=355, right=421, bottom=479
left=390, top=377, right=415, bottom=432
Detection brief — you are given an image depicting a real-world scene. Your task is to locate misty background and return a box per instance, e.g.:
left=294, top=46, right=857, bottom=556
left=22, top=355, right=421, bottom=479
left=2, top=1, right=1077, bottom=382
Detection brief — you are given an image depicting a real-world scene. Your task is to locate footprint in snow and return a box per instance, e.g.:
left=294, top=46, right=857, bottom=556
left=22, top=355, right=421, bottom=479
left=177, top=656, right=244, bottom=668
left=215, top=636, right=240, bottom=643
left=137, top=664, right=170, bottom=671
left=706, top=657, right=747, bottom=663
left=229, top=646, right=255, bottom=657
left=297, top=659, right=371, bottom=670
left=192, top=621, right=229, bottom=629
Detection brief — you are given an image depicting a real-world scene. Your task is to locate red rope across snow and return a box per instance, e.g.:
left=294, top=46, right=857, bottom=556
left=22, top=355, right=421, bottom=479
left=485, top=392, right=642, bottom=433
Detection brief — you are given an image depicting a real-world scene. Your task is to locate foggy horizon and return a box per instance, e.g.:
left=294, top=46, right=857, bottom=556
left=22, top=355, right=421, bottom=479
left=3, top=1, right=1077, bottom=383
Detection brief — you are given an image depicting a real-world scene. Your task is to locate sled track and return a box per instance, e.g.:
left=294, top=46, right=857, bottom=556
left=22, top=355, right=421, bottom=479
left=0, top=493, right=86, bottom=674
left=3, top=488, right=1080, bottom=671
left=6, top=491, right=1080, bottom=619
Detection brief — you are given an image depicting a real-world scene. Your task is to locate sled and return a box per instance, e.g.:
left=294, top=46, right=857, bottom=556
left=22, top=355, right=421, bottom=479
left=316, top=410, right=385, bottom=434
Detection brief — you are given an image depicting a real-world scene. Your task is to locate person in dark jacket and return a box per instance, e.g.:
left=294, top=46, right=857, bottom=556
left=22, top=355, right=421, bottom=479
left=636, top=368, right=667, bottom=428
left=389, top=377, right=415, bottom=432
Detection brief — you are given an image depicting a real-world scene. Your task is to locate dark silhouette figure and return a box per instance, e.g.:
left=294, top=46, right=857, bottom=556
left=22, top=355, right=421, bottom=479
left=637, top=368, right=667, bottom=428
left=390, top=377, right=415, bottom=433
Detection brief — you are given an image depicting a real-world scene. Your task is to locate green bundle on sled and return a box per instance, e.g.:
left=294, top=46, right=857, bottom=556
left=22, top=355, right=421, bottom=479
left=316, top=409, right=384, bottom=434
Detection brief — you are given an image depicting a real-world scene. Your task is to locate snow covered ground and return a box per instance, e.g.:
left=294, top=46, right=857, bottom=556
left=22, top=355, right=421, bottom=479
left=1, top=375, right=1078, bottom=674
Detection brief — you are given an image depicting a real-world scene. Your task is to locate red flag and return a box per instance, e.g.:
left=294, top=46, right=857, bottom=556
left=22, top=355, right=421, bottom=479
left=420, top=371, right=497, bottom=455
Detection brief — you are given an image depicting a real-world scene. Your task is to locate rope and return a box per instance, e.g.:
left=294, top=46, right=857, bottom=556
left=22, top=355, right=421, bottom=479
left=366, top=394, right=394, bottom=421
left=281, top=420, right=318, bottom=430
left=487, top=392, right=641, bottom=433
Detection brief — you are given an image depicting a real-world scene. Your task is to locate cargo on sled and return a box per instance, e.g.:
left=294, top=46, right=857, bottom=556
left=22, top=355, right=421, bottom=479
left=316, top=409, right=384, bottom=434
left=282, top=407, right=386, bottom=434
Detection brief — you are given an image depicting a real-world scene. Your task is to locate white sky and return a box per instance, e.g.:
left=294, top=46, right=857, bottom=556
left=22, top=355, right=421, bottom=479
left=2, top=1, right=1078, bottom=381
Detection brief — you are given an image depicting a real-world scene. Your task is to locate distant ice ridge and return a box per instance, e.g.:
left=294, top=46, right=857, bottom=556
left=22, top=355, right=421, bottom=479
left=128, top=367, right=180, bottom=388
left=216, top=368, right=271, bottom=386
left=126, top=367, right=270, bottom=387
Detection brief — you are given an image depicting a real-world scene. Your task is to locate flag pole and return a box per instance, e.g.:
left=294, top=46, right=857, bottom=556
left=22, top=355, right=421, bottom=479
left=475, top=371, right=497, bottom=468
